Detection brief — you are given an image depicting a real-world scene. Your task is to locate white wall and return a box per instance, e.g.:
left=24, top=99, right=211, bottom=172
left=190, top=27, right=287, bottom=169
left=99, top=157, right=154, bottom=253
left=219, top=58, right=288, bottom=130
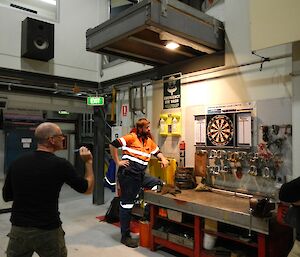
left=100, top=61, right=152, bottom=82
left=250, top=0, right=300, bottom=51
left=151, top=0, right=293, bottom=169
left=0, top=0, right=103, bottom=82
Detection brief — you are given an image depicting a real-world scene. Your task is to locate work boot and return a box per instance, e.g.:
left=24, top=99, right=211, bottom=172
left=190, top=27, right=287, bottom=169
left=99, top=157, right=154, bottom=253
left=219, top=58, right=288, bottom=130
left=121, top=236, right=139, bottom=248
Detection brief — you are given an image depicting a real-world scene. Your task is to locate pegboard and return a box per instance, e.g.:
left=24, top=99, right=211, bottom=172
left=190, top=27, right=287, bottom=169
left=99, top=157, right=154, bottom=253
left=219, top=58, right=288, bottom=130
left=187, top=98, right=292, bottom=198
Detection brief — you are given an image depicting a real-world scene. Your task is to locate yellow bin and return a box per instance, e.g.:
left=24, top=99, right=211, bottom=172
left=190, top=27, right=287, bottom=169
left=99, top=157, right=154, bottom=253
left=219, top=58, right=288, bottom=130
left=149, top=158, right=176, bottom=186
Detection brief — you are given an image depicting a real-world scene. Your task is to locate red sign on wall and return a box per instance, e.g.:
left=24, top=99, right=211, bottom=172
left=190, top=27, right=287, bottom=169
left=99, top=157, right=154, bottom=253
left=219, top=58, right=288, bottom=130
left=122, top=104, right=128, bottom=117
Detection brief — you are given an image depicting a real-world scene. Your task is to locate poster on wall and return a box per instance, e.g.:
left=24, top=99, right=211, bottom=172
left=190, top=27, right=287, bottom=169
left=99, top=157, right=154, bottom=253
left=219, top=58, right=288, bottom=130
left=206, top=102, right=254, bottom=114
left=194, top=115, right=206, bottom=145
left=163, top=73, right=181, bottom=109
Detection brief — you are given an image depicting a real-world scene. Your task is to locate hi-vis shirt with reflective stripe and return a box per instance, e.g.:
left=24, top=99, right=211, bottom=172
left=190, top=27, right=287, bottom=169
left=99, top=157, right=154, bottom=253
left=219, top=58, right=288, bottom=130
left=117, top=133, right=159, bottom=166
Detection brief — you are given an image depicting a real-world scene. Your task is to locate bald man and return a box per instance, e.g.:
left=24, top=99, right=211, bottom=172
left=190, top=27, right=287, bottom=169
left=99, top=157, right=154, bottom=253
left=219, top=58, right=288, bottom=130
left=2, top=122, right=94, bottom=257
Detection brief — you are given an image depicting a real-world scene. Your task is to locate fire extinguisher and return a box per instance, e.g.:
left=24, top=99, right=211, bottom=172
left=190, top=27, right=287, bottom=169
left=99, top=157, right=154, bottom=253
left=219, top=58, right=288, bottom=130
left=179, top=141, right=186, bottom=167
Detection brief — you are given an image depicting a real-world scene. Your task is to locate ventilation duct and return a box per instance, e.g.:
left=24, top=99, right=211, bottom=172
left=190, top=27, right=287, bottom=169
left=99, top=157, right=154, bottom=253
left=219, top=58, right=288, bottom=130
left=86, top=0, right=224, bottom=66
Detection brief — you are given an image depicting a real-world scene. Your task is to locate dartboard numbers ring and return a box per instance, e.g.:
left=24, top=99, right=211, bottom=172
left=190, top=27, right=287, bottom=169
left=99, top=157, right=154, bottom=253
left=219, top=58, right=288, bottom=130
left=207, top=114, right=234, bottom=146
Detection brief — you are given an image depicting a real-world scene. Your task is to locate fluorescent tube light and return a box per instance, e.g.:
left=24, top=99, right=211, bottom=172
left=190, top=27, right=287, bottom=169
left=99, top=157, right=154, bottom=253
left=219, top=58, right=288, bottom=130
left=41, top=0, right=56, bottom=6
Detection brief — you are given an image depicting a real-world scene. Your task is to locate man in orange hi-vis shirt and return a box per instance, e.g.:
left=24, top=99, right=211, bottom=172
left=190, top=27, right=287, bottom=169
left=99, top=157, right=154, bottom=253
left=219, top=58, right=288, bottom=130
left=109, top=118, right=169, bottom=248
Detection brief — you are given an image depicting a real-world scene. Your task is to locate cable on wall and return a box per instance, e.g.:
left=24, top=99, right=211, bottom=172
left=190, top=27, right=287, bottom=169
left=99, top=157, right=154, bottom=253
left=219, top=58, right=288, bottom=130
left=251, top=51, right=270, bottom=71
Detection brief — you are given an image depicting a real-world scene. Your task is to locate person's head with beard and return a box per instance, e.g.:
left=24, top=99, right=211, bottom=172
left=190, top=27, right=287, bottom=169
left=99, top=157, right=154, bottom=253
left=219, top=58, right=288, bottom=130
left=131, top=118, right=153, bottom=140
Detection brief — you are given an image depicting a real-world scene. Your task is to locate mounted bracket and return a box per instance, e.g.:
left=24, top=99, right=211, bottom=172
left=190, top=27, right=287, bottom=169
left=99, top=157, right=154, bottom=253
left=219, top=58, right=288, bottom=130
left=161, top=0, right=168, bottom=17
left=129, top=84, right=146, bottom=115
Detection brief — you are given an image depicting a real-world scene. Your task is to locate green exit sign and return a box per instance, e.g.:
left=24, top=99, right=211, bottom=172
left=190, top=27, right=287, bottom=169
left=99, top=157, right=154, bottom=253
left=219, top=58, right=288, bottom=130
left=87, top=96, right=104, bottom=106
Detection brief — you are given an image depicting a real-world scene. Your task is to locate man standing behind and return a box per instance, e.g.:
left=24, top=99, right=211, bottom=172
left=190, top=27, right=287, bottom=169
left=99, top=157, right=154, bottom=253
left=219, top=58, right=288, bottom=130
left=110, top=118, right=168, bottom=248
left=279, top=177, right=300, bottom=257
left=2, top=122, right=94, bottom=257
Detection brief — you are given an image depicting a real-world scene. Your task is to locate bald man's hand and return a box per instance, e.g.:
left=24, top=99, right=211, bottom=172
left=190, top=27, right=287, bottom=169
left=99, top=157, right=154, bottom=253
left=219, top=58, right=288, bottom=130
left=79, top=146, right=93, bottom=164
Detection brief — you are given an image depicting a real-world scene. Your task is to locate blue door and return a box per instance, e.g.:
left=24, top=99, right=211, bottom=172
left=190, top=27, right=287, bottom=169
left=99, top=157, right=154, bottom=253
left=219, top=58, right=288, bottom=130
left=4, top=128, right=37, bottom=173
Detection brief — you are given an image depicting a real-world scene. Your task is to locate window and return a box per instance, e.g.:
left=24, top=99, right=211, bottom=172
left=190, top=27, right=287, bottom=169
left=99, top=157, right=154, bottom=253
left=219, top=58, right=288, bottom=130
left=102, top=0, right=135, bottom=68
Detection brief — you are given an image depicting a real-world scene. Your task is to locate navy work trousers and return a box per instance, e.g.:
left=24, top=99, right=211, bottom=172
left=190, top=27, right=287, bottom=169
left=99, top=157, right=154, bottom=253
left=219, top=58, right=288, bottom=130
left=118, top=166, right=161, bottom=238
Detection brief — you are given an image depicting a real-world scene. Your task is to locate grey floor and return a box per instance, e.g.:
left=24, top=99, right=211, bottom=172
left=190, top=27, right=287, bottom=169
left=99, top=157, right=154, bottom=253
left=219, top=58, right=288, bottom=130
left=0, top=182, right=176, bottom=257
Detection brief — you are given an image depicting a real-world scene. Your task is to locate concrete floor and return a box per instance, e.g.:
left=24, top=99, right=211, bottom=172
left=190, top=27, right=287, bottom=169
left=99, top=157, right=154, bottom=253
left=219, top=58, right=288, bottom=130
left=0, top=183, right=178, bottom=257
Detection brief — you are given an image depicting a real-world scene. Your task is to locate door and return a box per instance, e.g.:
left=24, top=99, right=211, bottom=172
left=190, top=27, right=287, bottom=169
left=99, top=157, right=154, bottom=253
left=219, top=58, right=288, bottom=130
left=4, top=127, right=37, bottom=173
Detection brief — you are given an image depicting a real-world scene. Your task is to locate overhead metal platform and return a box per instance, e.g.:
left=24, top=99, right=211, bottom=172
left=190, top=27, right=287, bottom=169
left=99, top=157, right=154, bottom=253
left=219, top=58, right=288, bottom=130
left=86, top=0, right=224, bottom=66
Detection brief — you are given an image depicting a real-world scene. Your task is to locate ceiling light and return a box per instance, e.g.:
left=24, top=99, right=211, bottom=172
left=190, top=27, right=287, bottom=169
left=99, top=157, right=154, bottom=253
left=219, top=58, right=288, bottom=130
left=58, top=110, right=70, bottom=115
left=41, top=0, right=56, bottom=6
left=160, top=31, right=215, bottom=54
left=165, top=42, right=179, bottom=50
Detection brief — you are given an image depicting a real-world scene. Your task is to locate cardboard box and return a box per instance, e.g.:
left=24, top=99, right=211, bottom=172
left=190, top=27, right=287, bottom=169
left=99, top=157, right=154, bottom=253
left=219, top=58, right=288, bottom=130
left=152, top=229, right=168, bottom=240
left=168, top=233, right=194, bottom=249
left=167, top=209, right=182, bottom=222
left=204, top=218, right=218, bottom=232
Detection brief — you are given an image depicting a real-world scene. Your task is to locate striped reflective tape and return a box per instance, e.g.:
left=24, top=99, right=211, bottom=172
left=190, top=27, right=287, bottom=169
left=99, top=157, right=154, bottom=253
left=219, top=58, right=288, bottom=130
left=120, top=137, right=126, bottom=146
left=122, top=146, right=151, bottom=157
left=120, top=203, right=134, bottom=209
left=122, top=155, right=148, bottom=166
left=151, top=146, right=159, bottom=155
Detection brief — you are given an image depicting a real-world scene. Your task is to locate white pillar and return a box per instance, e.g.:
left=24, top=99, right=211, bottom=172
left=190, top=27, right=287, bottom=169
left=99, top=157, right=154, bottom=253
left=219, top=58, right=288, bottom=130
left=292, top=42, right=300, bottom=179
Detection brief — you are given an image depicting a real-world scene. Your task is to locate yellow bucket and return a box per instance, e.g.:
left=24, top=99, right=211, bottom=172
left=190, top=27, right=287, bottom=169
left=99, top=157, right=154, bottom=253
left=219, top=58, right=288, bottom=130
left=149, top=158, right=176, bottom=186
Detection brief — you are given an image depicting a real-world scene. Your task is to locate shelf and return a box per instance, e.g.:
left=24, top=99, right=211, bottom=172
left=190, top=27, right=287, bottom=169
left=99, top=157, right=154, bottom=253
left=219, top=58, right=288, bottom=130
left=149, top=195, right=293, bottom=257
left=156, top=215, right=194, bottom=229
left=200, top=249, right=219, bottom=257
left=154, top=236, right=194, bottom=257
left=203, top=229, right=258, bottom=248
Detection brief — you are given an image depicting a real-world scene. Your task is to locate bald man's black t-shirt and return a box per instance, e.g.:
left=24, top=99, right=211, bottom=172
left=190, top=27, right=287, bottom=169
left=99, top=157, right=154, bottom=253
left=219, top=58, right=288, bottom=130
left=2, top=150, right=88, bottom=229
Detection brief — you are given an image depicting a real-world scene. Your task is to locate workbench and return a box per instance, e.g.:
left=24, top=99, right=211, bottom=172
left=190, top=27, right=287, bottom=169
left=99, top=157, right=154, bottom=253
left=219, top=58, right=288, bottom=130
left=144, top=190, right=293, bottom=257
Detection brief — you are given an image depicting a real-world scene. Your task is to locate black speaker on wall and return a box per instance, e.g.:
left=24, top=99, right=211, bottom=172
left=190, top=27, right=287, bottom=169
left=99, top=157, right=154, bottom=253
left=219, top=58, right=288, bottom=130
left=21, top=17, right=54, bottom=61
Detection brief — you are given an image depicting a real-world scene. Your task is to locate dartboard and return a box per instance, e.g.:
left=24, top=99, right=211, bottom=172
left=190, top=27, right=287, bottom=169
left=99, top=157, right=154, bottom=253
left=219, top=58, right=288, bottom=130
left=207, top=114, right=234, bottom=146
